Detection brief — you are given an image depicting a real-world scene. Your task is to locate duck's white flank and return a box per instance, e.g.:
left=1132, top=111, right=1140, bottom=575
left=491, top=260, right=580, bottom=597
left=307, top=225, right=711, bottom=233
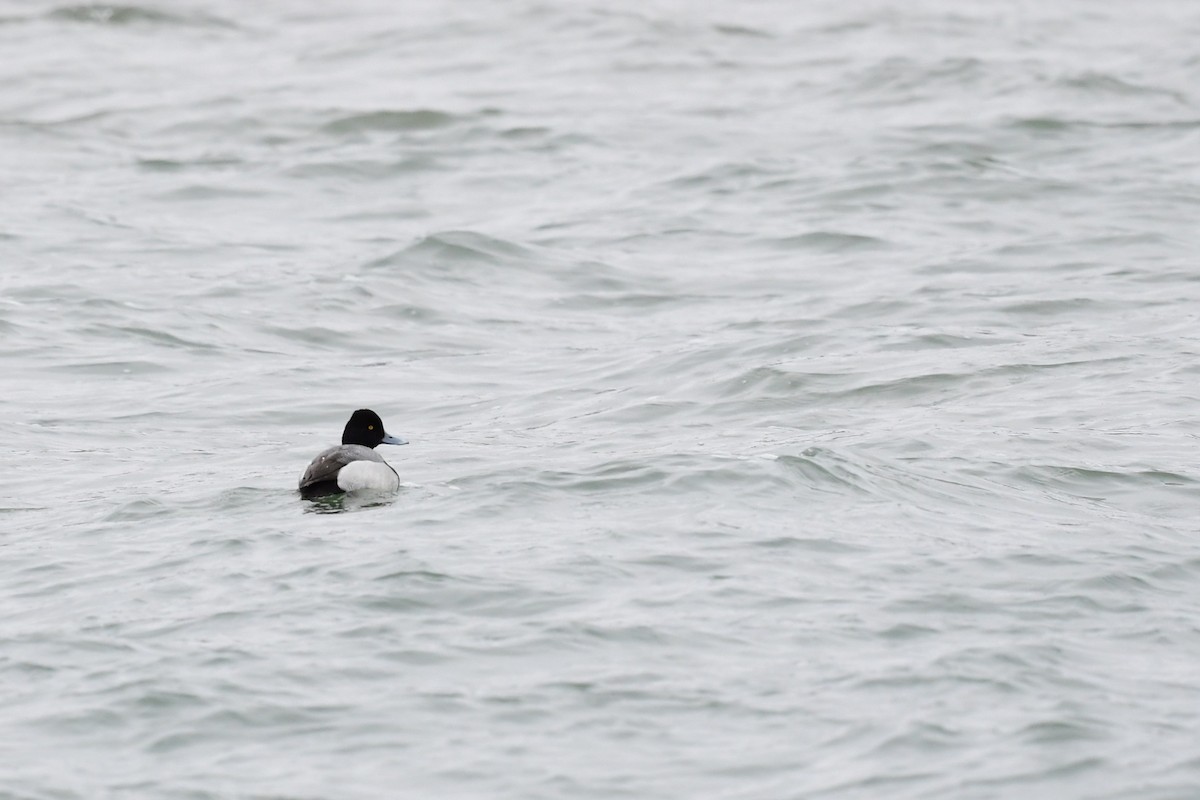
left=335, top=459, right=400, bottom=492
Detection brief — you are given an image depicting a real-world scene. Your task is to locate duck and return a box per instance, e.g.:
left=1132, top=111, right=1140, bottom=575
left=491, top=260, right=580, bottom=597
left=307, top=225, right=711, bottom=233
left=299, top=409, right=408, bottom=498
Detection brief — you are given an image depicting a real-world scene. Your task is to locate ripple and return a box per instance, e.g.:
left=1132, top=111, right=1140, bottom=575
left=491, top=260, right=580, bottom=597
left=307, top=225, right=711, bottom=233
left=767, top=231, right=890, bottom=252
left=320, top=109, right=461, bottom=135
left=100, top=498, right=172, bottom=522
left=284, top=156, right=441, bottom=181
left=49, top=4, right=236, bottom=28
left=47, top=359, right=172, bottom=375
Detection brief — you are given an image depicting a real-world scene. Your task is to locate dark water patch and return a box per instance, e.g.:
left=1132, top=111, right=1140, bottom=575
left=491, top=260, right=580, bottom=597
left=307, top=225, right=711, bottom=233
left=981, top=357, right=1133, bottom=380
left=852, top=671, right=1019, bottom=697
left=448, top=460, right=674, bottom=502
left=713, top=22, right=771, bottom=38
left=783, top=448, right=983, bottom=513
left=609, top=227, right=745, bottom=251
left=367, top=231, right=541, bottom=274
left=560, top=259, right=666, bottom=294
left=993, top=296, right=1113, bottom=316
left=553, top=291, right=697, bottom=311
left=827, top=296, right=914, bottom=321
left=135, top=156, right=244, bottom=173
left=712, top=365, right=822, bottom=398
left=628, top=552, right=726, bottom=575
left=876, top=623, right=939, bottom=641
left=259, top=324, right=360, bottom=350
left=1003, top=756, right=1108, bottom=783
left=10, top=109, right=123, bottom=133
left=664, top=460, right=798, bottom=496
left=588, top=399, right=703, bottom=425
left=49, top=4, right=236, bottom=29
left=1072, top=231, right=1184, bottom=252
left=1008, top=464, right=1197, bottom=498
left=1071, top=570, right=1157, bottom=597
left=284, top=156, right=441, bottom=181
left=31, top=706, right=126, bottom=736
left=1006, top=116, right=1075, bottom=134
left=358, top=579, right=574, bottom=621
left=192, top=703, right=326, bottom=734
left=499, top=125, right=552, bottom=139
left=195, top=487, right=283, bottom=513
left=885, top=591, right=1009, bottom=617
left=846, top=55, right=990, bottom=99
left=876, top=331, right=1008, bottom=351
left=127, top=688, right=209, bottom=715
left=837, top=371, right=972, bottom=403
left=187, top=534, right=252, bottom=556
left=1019, top=718, right=1109, bottom=745
left=809, top=179, right=903, bottom=204
left=327, top=206, right=433, bottom=224
left=900, top=131, right=1008, bottom=160
left=354, top=593, right=435, bottom=613
left=1146, top=557, right=1200, bottom=586
left=988, top=552, right=1083, bottom=572
left=1, top=660, right=58, bottom=683
left=99, top=498, right=171, bottom=523
left=153, top=114, right=298, bottom=145
left=658, top=160, right=782, bottom=191
left=714, top=364, right=965, bottom=406
left=775, top=453, right=874, bottom=494
left=1057, top=71, right=1187, bottom=103
left=767, top=231, right=890, bottom=253
left=81, top=325, right=218, bottom=352
left=46, top=359, right=171, bottom=375
left=538, top=622, right=673, bottom=650
left=6, top=283, right=100, bottom=304
left=0, top=506, right=48, bottom=515
left=373, top=303, right=446, bottom=322
left=752, top=534, right=866, bottom=554
left=542, top=461, right=671, bottom=494
left=320, top=109, right=460, bottom=135
left=1094, top=118, right=1200, bottom=132
left=1012, top=592, right=1118, bottom=617
left=378, top=648, right=449, bottom=666
left=156, top=185, right=272, bottom=201
left=373, top=569, right=457, bottom=584
left=103, top=410, right=173, bottom=422
left=450, top=590, right=580, bottom=620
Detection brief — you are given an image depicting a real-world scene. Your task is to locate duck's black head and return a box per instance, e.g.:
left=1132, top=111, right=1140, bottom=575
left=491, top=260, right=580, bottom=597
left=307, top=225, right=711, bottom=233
left=341, top=409, right=408, bottom=448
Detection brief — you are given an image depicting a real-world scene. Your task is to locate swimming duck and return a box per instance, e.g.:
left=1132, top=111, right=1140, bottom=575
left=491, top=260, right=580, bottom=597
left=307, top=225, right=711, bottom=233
left=299, top=409, right=407, bottom=498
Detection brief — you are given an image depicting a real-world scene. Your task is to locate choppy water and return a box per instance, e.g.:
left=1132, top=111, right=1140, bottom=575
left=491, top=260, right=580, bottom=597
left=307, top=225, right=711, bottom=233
left=4, top=1, right=1200, bottom=797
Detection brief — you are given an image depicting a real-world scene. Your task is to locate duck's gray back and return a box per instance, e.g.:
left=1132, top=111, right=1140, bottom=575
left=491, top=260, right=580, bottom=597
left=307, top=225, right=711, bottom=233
left=299, top=444, right=384, bottom=490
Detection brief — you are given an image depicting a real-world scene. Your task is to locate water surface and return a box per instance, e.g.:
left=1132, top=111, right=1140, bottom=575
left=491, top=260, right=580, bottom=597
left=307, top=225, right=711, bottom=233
left=3, top=1, right=1200, bottom=797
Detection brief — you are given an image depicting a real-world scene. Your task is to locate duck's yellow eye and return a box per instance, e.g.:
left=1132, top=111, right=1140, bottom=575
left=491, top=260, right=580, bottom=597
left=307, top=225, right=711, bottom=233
left=368, top=425, right=375, bottom=430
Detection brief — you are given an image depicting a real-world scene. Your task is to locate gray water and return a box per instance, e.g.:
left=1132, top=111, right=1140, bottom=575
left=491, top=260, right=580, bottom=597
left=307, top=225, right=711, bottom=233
left=3, top=1, right=1200, bottom=797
